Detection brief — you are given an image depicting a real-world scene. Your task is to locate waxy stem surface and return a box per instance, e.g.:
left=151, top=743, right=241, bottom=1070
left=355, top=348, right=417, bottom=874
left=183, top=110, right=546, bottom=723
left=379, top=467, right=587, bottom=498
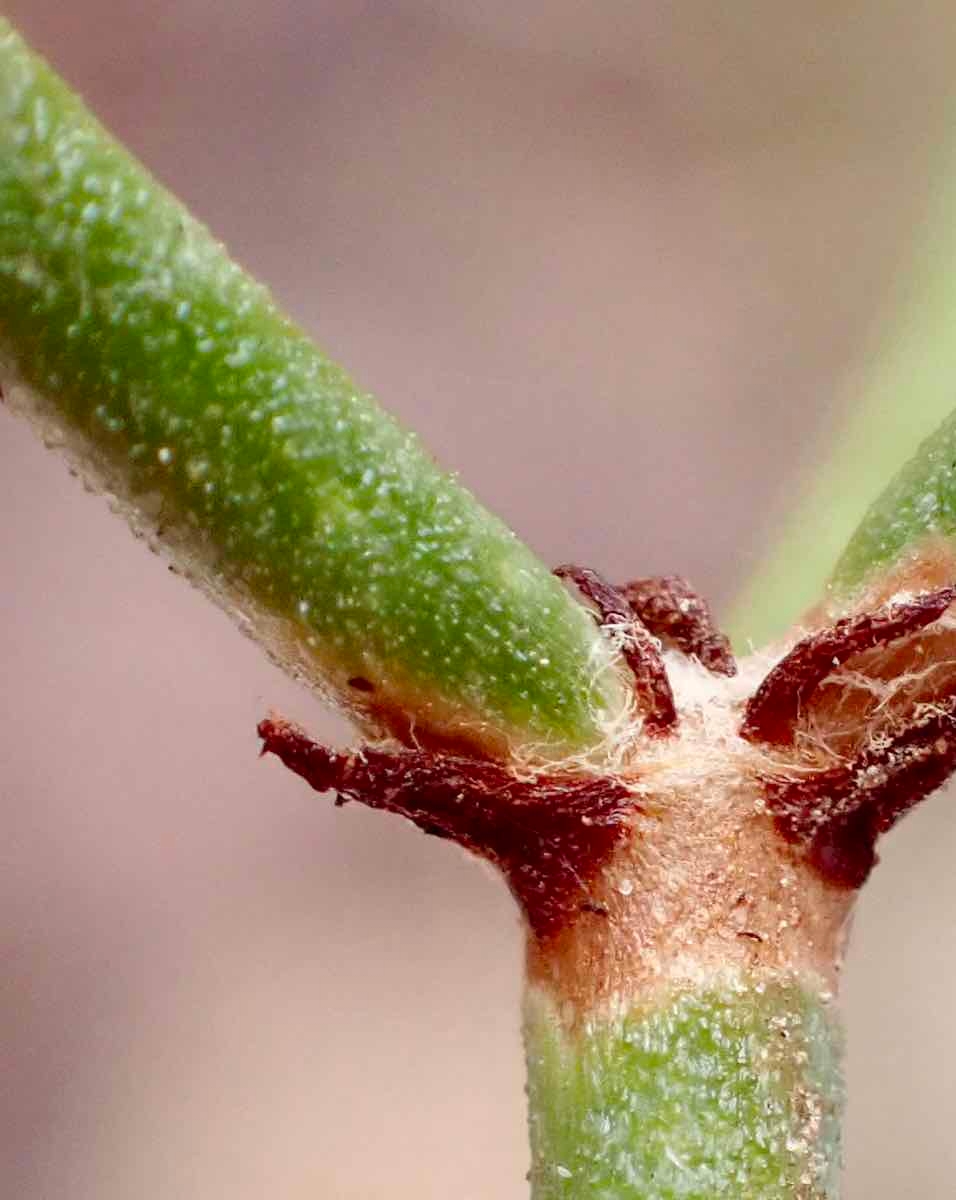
left=0, top=21, right=623, bottom=758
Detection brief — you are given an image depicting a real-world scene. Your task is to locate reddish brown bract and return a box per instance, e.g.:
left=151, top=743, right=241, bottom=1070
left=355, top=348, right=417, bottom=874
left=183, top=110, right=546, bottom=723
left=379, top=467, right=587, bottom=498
left=259, top=716, right=636, bottom=939
left=742, top=587, right=956, bottom=746
left=744, top=584, right=956, bottom=888
left=621, top=575, right=737, bottom=677
left=553, top=564, right=678, bottom=735
left=259, top=564, right=956, bottom=939
left=764, top=697, right=956, bottom=887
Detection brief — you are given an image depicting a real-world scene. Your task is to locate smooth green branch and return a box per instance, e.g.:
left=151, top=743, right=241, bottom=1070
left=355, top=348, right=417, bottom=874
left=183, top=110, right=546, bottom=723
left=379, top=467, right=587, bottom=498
left=0, top=20, right=624, bottom=758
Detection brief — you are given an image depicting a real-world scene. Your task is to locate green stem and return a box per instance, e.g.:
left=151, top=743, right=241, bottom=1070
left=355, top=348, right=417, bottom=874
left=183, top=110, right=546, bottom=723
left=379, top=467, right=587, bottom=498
left=0, top=19, right=623, bottom=757
left=830, top=404, right=956, bottom=595
left=525, top=979, right=844, bottom=1200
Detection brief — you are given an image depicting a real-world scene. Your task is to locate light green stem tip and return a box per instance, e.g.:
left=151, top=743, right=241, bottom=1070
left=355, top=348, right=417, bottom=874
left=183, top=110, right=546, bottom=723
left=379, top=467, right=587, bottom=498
left=832, top=406, right=956, bottom=595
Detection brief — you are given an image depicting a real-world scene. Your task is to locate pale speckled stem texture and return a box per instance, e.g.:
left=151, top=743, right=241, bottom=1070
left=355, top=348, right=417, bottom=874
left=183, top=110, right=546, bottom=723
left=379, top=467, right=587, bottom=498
left=0, top=19, right=623, bottom=759
left=525, top=980, right=844, bottom=1200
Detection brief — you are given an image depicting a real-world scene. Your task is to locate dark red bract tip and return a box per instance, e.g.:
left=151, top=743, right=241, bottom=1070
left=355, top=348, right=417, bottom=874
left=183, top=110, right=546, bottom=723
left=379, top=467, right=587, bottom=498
left=620, top=575, right=737, bottom=677
left=763, top=696, right=956, bottom=888
left=554, top=563, right=677, bottom=735
left=259, top=715, right=637, bottom=939
left=742, top=587, right=956, bottom=747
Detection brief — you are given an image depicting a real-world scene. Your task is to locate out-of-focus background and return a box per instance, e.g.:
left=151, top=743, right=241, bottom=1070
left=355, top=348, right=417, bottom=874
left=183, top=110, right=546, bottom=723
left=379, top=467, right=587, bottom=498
left=3, top=4, right=956, bottom=1196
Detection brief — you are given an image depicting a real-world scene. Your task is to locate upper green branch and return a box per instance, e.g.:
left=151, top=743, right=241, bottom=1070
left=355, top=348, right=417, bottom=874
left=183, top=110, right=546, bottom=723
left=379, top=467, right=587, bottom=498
left=0, top=20, right=624, bottom=757
left=832, top=408, right=956, bottom=595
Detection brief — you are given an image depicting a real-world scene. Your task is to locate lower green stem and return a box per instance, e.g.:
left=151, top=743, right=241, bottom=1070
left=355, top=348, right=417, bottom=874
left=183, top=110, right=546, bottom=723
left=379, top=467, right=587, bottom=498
left=524, top=978, right=844, bottom=1199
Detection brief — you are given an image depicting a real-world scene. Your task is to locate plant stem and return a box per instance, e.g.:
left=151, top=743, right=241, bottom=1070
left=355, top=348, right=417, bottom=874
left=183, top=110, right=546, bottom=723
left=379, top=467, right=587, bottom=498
left=9, top=20, right=956, bottom=1200
left=831, top=405, right=956, bottom=594
left=0, top=19, right=623, bottom=758
left=525, top=979, right=843, bottom=1199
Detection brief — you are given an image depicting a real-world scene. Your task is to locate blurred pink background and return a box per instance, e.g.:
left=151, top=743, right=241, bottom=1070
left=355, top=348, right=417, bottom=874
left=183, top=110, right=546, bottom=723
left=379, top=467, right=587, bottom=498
left=3, top=4, right=956, bottom=1196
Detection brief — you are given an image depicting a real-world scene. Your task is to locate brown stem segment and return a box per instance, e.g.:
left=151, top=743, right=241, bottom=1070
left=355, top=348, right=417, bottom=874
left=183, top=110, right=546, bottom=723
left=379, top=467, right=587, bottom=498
left=620, top=574, right=737, bottom=677
left=742, top=586, right=956, bottom=746
left=553, top=565, right=677, bottom=735
left=764, top=695, right=956, bottom=887
left=258, top=715, right=636, bottom=939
